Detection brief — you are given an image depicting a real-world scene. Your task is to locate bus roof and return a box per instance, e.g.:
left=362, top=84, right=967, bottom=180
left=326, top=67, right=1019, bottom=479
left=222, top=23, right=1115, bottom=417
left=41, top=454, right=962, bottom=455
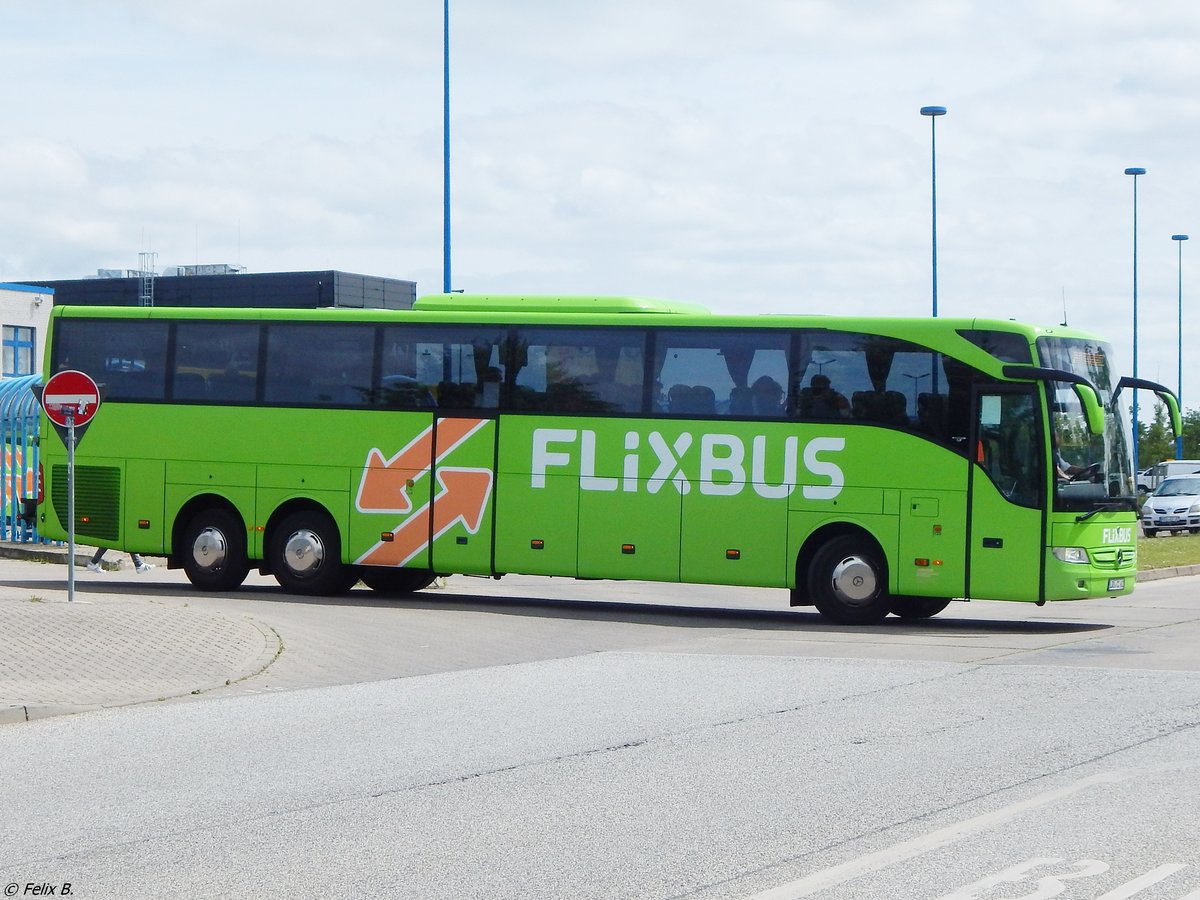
left=413, top=293, right=711, bottom=316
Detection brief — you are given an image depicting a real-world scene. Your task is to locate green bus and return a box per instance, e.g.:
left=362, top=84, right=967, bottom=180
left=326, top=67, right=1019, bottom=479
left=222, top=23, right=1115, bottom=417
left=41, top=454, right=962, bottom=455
left=36, top=296, right=1180, bottom=624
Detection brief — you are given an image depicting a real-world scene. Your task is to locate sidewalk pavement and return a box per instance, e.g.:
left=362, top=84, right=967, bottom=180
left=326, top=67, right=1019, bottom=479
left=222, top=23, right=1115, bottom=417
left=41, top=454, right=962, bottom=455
left=2, top=540, right=1198, bottom=726
left=0, top=543, right=280, bottom=725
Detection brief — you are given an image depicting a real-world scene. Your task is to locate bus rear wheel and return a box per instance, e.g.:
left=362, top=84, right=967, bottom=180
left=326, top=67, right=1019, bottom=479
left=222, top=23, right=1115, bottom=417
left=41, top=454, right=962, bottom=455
left=808, top=534, right=890, bottom=625
left=181, top=508, right=250, bottom=592
left=359, top=567, right=437, bottom=595
left=270, top=510, right=354, bottom=596
left=889, top=596, right=951, bottom=619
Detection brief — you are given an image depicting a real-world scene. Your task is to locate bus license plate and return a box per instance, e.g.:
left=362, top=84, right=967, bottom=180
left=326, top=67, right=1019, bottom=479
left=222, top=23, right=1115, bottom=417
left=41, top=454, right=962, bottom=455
left=1107, top=578, right=1125, bottom=591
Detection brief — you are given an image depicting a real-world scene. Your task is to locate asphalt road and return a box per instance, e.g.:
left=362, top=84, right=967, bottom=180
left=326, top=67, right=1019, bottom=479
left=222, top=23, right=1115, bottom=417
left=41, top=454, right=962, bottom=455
left=2, top=564, right=1199, bottom=899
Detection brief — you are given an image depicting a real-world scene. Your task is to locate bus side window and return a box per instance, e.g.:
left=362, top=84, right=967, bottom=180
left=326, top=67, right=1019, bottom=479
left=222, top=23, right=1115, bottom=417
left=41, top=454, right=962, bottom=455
left=510, top=327, right=646, bottom=414
left=976, top=389, right=1041, bottom=507
left=52, top=318, right=168, bottom=402
left=655, top=329, right=789, bottom=419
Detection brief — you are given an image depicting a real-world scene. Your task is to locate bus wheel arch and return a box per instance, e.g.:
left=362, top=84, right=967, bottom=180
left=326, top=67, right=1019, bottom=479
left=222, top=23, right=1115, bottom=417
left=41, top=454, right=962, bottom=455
left=265, top=501, right=357, bottom=596
left=794, top=525, right=891, bottom=625
left=174, top=497, right=251, bottom=592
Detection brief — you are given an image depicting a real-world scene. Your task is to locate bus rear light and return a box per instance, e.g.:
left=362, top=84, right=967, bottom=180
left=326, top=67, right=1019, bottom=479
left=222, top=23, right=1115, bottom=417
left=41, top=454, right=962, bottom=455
left=725, top=549, right=741, bottom=560
left=621, top=544, right=636, bottom=555
left=80, top=515, right=90, bottom=524
left=37, top=463, right=44, bottom=504
left=380, top=532, right=395, bottom=542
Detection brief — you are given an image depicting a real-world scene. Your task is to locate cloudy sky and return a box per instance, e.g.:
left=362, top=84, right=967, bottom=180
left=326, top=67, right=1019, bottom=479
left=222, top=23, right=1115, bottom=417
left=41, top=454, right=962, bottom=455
left=3, top=1, right=1199, bottom=406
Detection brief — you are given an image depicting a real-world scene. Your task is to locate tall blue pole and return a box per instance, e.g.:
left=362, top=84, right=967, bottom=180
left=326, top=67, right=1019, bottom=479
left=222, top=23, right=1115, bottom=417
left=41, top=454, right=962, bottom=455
left=1173, top=234, right=1188, bottom=459
left=443, top=0, right=451, bottom=294
left=921, top=106, right=947, bottom=318
left=1125, top=167, right=1145, bottom=471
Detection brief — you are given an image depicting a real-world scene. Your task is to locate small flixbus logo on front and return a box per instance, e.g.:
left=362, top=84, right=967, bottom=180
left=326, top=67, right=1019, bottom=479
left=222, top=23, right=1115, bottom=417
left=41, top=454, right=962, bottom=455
left=531, top=428, right=846, bottom=499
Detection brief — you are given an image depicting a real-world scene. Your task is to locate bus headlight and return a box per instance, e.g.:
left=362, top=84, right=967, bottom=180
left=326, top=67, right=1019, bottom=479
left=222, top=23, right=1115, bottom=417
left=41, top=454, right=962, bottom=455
left=1052, top=547, right=1090, bottom=564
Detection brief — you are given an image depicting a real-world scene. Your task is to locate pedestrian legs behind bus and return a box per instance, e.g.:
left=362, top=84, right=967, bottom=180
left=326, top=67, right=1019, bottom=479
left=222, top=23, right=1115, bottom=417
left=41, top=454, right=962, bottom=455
left=87, top=548, right=155, bottom=574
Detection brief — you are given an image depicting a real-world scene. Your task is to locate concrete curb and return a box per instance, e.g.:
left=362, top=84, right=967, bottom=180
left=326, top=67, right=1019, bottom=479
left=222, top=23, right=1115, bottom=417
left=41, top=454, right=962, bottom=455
left=1137, top=563, right=1200, bottom=582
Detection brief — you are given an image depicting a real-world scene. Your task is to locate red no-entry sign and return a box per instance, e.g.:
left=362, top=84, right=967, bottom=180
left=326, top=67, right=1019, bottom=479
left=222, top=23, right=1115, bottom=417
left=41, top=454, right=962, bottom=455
left=42, top=370, right=102, bottom=427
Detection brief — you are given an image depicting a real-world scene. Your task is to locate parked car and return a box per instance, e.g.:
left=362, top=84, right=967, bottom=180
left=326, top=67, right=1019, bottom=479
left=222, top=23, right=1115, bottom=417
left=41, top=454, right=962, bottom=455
left=1138, top=459, right=1200, bottom=494
left=1141, top=475, right=1200, bottom=537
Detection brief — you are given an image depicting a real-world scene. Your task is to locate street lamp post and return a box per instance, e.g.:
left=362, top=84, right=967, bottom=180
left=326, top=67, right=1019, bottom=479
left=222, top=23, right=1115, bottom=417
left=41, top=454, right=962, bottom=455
left=443, top=0, right=452, bottom=294
left=1125, top=167, right=1146, bottom=470
left=1173, top=233, right=1189, bottom=459
left=920, top=106, right=947, bottom=318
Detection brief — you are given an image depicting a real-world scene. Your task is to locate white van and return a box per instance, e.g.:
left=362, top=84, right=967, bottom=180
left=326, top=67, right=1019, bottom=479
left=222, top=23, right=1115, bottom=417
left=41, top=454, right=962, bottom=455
left=1137, top=459, right=1200, bottom=494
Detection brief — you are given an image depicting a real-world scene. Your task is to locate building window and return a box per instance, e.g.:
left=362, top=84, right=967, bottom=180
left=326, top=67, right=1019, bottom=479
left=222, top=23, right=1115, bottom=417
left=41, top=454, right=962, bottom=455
left=3, top=325, right=35, bottom=376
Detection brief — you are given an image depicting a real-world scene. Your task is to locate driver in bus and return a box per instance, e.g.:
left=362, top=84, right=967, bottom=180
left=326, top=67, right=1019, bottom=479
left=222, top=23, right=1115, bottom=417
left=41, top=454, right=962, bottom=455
left=1055, top=448, right=1085, bottom=480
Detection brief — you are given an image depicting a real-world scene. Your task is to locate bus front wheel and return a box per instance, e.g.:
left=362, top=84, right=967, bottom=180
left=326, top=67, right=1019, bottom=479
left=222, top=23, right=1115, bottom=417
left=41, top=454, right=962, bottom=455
left=889, top=596, right=951, bottom=619
left=181, top=508, right=250, bottom=592
left=359, top=567, right=437, bottom=595
left=808, top=534, right=890, bottom=625
left=270, top=510, right=355, bottom=596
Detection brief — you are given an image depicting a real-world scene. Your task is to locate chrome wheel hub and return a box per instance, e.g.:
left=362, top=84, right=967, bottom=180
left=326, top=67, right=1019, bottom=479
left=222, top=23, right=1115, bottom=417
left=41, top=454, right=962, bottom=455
left=830, top=555, right=877, bottom=606
left=192, top=527, right=228, bottom=573
left=284, top=528, right=325, bottom=577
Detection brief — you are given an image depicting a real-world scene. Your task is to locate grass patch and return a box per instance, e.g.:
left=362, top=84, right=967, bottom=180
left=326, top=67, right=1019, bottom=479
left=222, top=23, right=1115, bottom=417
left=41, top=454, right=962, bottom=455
left=1138, top=530, right=1200, bottom=569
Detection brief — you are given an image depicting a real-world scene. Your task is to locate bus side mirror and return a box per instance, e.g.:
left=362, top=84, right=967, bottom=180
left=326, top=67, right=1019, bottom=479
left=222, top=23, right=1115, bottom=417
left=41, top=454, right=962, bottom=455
left=1113, top=376, right=1183, bottom=438
left=1074, top=384, right=1104, bottom=436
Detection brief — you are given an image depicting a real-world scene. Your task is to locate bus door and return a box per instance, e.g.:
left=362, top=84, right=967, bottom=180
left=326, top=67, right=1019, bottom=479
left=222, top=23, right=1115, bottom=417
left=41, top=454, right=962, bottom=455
left=967, top=385, right=1045, bottom=601
left=428, top=414, right=498, bottom=577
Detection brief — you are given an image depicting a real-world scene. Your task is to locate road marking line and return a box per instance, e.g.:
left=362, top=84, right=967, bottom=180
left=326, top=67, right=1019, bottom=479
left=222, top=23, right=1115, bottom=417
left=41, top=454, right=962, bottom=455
left=1095, top=865, right=1186, bottom=899
left=744, top=771, right=1129, bottom=900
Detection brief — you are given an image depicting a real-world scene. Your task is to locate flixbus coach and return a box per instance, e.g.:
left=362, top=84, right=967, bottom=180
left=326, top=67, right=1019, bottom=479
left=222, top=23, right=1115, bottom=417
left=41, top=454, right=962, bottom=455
left=35, top=296, right=1181, bottom=624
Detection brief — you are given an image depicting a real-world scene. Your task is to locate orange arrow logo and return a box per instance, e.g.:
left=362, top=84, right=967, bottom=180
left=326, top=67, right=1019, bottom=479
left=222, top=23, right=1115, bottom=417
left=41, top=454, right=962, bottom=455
left=355, top=417, right=487, bottom=514
left=357, top=466, right=494, bottom=567
left=355, top=417, right=493, bottom=568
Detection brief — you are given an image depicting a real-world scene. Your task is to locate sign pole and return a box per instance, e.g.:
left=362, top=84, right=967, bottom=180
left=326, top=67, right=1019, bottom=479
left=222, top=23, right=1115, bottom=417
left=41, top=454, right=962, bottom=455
left=38, top=369, right=102, bottom=603
left=66, top=408, right=76, bottom=602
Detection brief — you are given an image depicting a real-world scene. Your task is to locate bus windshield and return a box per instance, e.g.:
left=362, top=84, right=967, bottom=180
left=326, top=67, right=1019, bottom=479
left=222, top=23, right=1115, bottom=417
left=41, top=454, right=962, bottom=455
left=1036, top=337, right=1136, bottom=511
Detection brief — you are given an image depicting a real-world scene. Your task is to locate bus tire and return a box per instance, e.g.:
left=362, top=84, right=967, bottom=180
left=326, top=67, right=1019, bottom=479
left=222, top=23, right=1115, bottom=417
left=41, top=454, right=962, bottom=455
left=181, top=508, right=250, bottom=592
left=270, top=510, right=352, bottom=596
left=889, top=596, right=951, bottom=619
left=808, top=534, right=890, bottom=625
left=359, top=567, right=437, bottom=595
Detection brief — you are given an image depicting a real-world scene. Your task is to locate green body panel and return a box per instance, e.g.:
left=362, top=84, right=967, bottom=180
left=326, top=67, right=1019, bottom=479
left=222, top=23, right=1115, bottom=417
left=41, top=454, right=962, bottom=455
left=123, top=459, right=165, bottom=553
left=578, top=486, right=682, bottom=581
left=494, top=472, right=579, bottom=575
left=896, top=488, right=967, bottom=598
left=967, top=474, right=1043, bottom=600
left=682, top=488, right=787, bottom=586
left=165, top=460, right=256, bottom=487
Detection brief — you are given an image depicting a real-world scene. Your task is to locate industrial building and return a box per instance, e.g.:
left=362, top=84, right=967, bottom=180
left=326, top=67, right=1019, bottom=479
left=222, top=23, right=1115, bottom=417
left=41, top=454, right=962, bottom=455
left=21, top=267, right=416, bottom=310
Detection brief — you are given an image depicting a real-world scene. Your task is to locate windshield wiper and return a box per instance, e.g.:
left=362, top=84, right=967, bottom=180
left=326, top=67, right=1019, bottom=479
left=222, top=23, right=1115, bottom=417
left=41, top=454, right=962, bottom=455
left=1076, top=502, right=1129, bottom=522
